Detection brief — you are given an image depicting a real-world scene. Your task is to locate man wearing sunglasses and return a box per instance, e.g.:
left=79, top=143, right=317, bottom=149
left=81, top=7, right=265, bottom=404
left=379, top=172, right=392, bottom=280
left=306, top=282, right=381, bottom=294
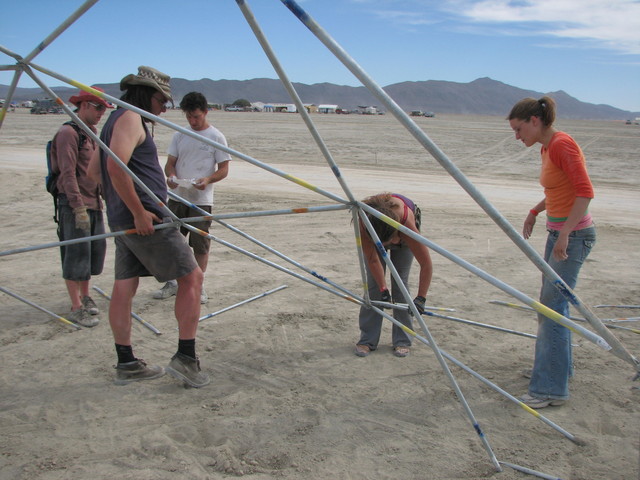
left=49, top=87, right=113, bottom=327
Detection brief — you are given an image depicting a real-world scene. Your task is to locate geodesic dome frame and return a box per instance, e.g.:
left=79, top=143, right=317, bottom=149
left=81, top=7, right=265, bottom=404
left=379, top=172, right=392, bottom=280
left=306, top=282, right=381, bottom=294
left=1, top=1, right=638, bottom=478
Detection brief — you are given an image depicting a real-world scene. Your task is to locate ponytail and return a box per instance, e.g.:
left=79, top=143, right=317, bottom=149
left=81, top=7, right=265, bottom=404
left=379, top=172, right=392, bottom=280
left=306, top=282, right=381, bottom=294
left=508, top=96, right=556, bottom=126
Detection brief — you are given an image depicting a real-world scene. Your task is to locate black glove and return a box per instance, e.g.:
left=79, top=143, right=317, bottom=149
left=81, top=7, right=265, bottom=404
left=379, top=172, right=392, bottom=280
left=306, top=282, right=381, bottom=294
left=379, top=288, right=391, bottom=304
left=413, top=296, right=426, bottom=315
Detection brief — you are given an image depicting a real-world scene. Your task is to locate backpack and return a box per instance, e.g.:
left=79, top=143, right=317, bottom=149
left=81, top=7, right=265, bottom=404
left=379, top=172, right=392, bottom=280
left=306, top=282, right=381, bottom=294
left=46, top=121, right=88, bottom=223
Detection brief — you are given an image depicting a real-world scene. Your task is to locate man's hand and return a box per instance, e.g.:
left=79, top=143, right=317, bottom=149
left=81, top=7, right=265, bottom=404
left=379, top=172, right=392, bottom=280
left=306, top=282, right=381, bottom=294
left=167, top=176, right=179, bottom=189
left=193, top=177, right=208, bottom=190
left=73, top=206, right=90, bottom=232
left=133, top=210, right=162, bottom=236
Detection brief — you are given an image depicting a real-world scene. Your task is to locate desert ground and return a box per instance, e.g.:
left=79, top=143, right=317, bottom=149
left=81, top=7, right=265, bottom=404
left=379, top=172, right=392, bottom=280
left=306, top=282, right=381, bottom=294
left=0, top=107, right=638, bottom=479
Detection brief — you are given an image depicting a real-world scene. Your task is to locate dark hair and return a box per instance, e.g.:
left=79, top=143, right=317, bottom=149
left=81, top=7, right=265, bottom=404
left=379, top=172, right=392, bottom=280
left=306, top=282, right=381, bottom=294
left=507, top=96, right=556, bottom=127
left=180, top=91, right=208, bottom=112
left=362, top=193, right=399, bottom=243
left=120, top=85, right=157, bottom=120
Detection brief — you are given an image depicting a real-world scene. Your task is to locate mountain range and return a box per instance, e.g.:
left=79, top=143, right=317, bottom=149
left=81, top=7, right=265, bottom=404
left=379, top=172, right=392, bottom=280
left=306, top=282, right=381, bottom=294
left=2, top=77, right=637, bottom=120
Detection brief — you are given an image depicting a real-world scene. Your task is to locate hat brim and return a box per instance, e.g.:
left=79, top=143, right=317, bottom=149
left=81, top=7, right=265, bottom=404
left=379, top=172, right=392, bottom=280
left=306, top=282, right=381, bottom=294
left=120, top=74, right=173, bottom=103
left=68, top=94, right=114, bottom=109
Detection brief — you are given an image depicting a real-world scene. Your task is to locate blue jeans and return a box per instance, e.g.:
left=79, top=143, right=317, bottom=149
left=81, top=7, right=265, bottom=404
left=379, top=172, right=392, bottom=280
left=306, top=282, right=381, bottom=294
left=529, top=226, right=596, bottom=400
left=358, top=243, right=413, bottom=349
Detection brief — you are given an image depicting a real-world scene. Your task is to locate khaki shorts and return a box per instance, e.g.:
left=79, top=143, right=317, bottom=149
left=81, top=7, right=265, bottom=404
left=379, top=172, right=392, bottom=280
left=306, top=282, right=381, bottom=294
left=113, top=225, right=198, bottom=281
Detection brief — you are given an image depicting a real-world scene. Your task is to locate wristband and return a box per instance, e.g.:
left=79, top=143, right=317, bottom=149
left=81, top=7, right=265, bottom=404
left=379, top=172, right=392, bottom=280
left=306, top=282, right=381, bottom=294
left=529, top=209, right=539, bottom=217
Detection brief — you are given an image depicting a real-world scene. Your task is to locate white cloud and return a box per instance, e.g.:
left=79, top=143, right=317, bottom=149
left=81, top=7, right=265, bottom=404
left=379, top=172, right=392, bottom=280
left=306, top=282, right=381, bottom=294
left=369, top=9, right=436, bottom=26
left=354, top=0, right=640, bottom=54
left=450, top=0, right=640, bottom=54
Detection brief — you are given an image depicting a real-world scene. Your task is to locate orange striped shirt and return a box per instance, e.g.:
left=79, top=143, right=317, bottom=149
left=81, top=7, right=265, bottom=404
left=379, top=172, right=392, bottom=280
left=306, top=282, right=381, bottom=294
left=540, top=132, right=594, bottom=222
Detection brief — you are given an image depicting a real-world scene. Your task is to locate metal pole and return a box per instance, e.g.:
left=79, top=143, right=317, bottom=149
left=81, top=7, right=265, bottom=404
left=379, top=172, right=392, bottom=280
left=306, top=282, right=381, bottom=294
left=199, top=285, right=288, bottom=323
left=359, top=201, right=610, bottom=350
left=236, top=0, right=358, bottom=204
left=490, top=300, right=640, bottom=334
left=168, top=191, right=362, bottom=302
left=0, top=286, right=80, bottom=330
left=423, top=311, right=538, bottom=340
left=369, top=295, right=582, bottom=445
left=92, top=286, right=161, bottom=335
left=0, top=222, right=178, bottom=258
left=23, top=0, right=99, bottom=64
left=24, top=60, right=350, bottom=207
left=279, top=0, right=638, bottom=373
left=358, top=207, right=502, bottom=471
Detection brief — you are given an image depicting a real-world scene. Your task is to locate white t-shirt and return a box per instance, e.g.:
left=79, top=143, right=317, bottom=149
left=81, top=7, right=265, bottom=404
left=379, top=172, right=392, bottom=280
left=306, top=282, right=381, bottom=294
left=167, top=125, right=232, bottom=206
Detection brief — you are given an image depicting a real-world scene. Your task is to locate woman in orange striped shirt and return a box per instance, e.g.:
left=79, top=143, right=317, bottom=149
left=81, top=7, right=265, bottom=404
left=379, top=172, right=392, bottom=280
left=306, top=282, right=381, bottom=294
left=508, top=96, right=596, bottom=409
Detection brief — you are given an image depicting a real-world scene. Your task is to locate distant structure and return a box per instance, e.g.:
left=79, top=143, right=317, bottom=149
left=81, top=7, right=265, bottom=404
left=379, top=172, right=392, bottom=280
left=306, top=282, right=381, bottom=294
left=318, top=104, right=338, bottom=114
left=357, top=105, right=379, bottom=115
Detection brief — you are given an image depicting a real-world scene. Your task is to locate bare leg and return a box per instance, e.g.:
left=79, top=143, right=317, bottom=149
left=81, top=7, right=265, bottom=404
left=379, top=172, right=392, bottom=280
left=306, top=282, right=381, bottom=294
left=109, top=277, right=139, bottom=345
left=175, top=267, right=203, bottom=339
left=79, top=279, right=91, bottom=298
left=64, top=279, right=83, bottom=311
left=194, top=252, right=209, bottom=274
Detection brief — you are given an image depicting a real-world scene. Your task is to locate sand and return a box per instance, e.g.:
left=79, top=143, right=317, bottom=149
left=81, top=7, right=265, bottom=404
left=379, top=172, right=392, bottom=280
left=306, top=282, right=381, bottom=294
left=0, top=108, right=638, bottom=479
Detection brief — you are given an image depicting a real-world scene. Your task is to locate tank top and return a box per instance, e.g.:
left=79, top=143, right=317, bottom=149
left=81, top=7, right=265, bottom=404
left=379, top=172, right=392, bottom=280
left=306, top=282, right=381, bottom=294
left=99, top=108, right=168, bottom=228
left=391, top=193, right=416, bottom=224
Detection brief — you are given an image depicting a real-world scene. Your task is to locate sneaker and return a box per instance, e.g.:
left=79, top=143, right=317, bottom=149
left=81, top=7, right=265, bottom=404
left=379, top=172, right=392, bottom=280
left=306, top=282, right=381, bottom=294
left=200, top=289, right=209, bottom=305
left=152, top=280, right=178, bottom=299
left=519, top=393, right=565, bottom=409
left=114, top=359, right=165, bottom=385
left=393, top=346, right=410, bottom=358
left=67, top=308, right=99, bottom=328
left=82, top=295, right=99, bottom=315
left=354, top=344, right=371, bottom=357
left=166, top=352, right=210, bottom=388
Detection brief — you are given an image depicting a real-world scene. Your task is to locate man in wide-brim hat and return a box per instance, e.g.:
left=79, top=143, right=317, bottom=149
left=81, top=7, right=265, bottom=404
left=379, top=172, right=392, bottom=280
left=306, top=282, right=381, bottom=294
left=119, top=65, right=173, bottom=113
left=89, top=66, right=209, bottom=389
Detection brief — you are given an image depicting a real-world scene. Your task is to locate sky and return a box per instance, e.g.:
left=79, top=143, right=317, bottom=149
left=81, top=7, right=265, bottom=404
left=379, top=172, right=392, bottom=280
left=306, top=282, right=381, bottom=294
left=1, top=0, right=639, bottom=112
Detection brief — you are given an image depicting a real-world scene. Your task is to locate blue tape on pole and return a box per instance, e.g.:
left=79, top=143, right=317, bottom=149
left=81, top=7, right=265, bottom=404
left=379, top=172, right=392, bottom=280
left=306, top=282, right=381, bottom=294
left=282, top=0, right=309, bottom=22
left=374, top=241, right=387, bottom=257
left=554, top=280, right=578, bottom=305
left=473, top=423, right=485, bottom=438
left=311, top=271, right=328, bottom=282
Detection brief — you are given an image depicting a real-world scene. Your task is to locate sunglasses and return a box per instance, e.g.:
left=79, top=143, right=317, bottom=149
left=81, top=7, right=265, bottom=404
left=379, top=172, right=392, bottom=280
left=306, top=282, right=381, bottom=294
left=87, top=101, right=107, bottom=112
left=152, top=94, right=169, bottom=107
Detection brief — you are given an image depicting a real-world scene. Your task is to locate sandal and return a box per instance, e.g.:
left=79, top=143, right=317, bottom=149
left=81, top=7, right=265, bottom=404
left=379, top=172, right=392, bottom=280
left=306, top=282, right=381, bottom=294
left=393, top=346, right=410, bottom=358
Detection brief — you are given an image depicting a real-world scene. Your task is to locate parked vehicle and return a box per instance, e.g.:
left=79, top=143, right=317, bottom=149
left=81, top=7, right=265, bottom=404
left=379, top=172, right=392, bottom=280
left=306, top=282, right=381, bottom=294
left=423, top=111, right=435, bottom=117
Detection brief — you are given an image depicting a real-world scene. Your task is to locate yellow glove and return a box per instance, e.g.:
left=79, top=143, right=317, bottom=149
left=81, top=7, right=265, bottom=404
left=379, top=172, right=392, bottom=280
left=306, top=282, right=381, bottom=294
left=73, top=206, right=90, bottom=232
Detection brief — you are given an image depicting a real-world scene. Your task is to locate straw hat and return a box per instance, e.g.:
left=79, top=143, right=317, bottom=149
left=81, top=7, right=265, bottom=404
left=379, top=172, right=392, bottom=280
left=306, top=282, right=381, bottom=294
left=120, top=65, right=172, bottom=102
left=68, top=86, right=114, bottom=109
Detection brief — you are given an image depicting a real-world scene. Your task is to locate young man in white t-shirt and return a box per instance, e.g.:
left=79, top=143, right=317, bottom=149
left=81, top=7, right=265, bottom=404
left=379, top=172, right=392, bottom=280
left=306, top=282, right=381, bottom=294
left=152, top=92, right=231, bottom=304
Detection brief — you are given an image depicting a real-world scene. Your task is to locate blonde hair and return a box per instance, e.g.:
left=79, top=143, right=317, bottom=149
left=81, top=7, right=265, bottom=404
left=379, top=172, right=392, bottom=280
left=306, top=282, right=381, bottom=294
left=362, top=193, right=399, bottom=242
